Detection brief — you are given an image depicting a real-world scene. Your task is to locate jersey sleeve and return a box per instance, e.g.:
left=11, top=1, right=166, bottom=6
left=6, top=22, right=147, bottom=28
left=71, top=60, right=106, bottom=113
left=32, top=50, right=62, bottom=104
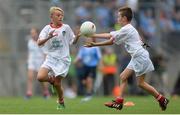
left=66, top=25, right=75, bottom=45
left=110, top=27, right=128, bottom=45
left=38, top=25, right=50, bottom=53
left=39, top=25, right=49, bottom=40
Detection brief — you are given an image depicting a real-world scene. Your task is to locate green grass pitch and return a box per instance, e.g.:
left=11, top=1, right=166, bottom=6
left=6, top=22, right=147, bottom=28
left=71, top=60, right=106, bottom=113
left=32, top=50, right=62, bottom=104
left=0, top=96, right=179, bottom=114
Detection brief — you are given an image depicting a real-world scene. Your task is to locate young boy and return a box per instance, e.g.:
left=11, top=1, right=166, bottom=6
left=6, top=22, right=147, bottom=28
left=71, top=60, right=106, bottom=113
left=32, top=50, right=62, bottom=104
left=84, top=7, right=169, bottom=111
left=37, top=6, right=80, bottom=109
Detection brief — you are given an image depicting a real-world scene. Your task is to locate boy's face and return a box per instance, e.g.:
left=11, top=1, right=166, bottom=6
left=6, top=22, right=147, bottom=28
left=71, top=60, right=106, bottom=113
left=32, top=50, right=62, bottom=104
left=51, top=10, right=64, bottom=25
left=117, top=12, right=125, bottom=26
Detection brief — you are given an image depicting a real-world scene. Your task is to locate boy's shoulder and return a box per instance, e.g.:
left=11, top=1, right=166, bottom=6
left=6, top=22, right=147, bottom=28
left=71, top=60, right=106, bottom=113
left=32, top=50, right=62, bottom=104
left=62, top=23, right=70, bottom=28
left=122, top=24, right=133, bottom=30
left=120, top=24, right=137, bottom=33
left=42, top=24, right=51, bottom=30
left=62, top=24, right=73, bottom=31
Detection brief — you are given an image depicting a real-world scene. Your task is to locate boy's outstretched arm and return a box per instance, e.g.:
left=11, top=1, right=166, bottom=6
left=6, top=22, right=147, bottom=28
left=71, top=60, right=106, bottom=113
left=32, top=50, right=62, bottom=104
left=91, top=33, right=112, bottom=39
left=84, top=37, right=114, bottom=47
left=72, top=33, right=81, bottom=44
left=37, top=30, right=57, bottom=46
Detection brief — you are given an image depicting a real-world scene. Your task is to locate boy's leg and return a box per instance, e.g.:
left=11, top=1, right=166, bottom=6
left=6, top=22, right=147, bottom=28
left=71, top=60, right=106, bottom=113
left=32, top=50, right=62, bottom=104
left=37, top=68, right=55, bottom=97
left=85, top=76, right=93, bottom=95
left=137, top=74, right=169, bottom=111
left=37, top=67, right=55, bottom=83
left=42, top=82, right=50, bottom=98
left=119, top=68, right=134, bottom=97
left=105, top=68, right=134, bottom=110
left=81, top=76, right=93, bottom=102
left=35, top=70, right=50, bottom=98
left=54, top=76, right=65, bottom=109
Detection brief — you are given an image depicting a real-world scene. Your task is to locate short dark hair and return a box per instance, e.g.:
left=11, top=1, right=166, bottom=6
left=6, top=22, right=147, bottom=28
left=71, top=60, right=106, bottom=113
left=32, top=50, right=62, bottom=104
left=119, top=7, right=133, bottom=22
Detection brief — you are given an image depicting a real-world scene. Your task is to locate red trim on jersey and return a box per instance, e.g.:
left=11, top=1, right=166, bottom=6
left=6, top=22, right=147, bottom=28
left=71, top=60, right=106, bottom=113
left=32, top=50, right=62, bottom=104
left=49, top=22, right=63, bottom=28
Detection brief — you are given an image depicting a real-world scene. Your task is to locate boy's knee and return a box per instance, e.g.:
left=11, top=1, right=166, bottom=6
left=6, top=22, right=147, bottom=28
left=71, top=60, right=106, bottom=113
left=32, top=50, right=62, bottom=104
left=53, top=80, right=60, bottom=87
left=137, top=81, right=144, bottom=88
left=37, top=68, right=49, bottom=82
left=37, top=74, right=45, bottom=82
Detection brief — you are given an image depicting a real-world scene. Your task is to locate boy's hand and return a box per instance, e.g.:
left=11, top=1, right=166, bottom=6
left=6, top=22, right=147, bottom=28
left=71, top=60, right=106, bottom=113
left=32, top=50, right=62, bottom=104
left=83, top=33, right=94, bottom=37
left=48, top=30, right=57, bottom=39
left=74, top=27, right=82, bottom=38
left=72, top=30, right=82, bottom=44
left=77, top=32, right=82, bottom=38
left=84, top=42, right=95, bottom=47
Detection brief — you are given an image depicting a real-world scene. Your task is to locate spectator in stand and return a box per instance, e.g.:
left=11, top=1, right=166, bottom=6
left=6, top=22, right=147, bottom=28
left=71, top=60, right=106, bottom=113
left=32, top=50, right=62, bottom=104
left=75, top=1, right=93, bottom=25
left=25, top=27, right=50, bottom=99
left=172, top=71, right=180, bottom=98
left=139, top=9, right=158, bottom=49
left=74, top=38, right=101, bottom=102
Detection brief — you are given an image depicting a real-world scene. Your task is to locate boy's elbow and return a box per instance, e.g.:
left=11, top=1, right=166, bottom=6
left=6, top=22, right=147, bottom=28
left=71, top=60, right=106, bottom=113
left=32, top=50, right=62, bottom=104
left=37, top=40, right=42, bottom=46
left=109, top=39, right=114, bottom=45
left=108, top=42, right=113, bottom=45
left=109, top=37, right=114, bottom=44
left=37, top=42, right=41, bottom=46
left=72, top=40, right=76, bottom=44
left=109, top=42, right=113, bottom=45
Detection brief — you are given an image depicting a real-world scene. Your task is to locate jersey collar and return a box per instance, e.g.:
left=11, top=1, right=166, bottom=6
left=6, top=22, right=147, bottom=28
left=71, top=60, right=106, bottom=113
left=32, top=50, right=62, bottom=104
left=49, top=22, right=63, bottom=28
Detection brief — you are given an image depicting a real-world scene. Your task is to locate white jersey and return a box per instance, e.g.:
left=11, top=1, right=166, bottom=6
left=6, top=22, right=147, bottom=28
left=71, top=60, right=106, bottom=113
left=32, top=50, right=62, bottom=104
left=39, top=24, right=75, bottom=63
left=110, top=24, right=144, bottom=57
left=110, top=24, right=154, bottom=76
left=27, top=38, right=44, bottom=71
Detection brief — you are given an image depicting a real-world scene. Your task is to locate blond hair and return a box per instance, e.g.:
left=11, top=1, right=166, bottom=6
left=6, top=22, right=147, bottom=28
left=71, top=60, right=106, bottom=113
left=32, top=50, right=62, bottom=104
left=49, top=6, right=64, bottom=15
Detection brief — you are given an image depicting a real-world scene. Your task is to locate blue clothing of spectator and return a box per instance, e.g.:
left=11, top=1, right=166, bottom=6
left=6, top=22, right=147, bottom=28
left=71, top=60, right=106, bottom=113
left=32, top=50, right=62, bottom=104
left=77, top=47, right=101, bottom=67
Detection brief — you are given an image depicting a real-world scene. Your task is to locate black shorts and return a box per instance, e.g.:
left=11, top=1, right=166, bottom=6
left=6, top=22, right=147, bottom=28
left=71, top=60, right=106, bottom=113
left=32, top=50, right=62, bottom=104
left=82, top=65, right=97, bottom=80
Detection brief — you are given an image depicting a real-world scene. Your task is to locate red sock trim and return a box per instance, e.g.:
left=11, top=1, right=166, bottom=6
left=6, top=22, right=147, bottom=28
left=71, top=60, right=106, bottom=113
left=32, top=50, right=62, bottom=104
left=156, top=94, right=162, bottom=101
left=59, top=98, right=64, bottom=104
left=116, top=97, right=124, bottom=103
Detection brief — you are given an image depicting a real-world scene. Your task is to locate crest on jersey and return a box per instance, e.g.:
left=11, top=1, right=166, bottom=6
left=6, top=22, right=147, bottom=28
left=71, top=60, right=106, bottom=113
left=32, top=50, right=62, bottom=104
left=62, top=31, right=66, bottom=36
